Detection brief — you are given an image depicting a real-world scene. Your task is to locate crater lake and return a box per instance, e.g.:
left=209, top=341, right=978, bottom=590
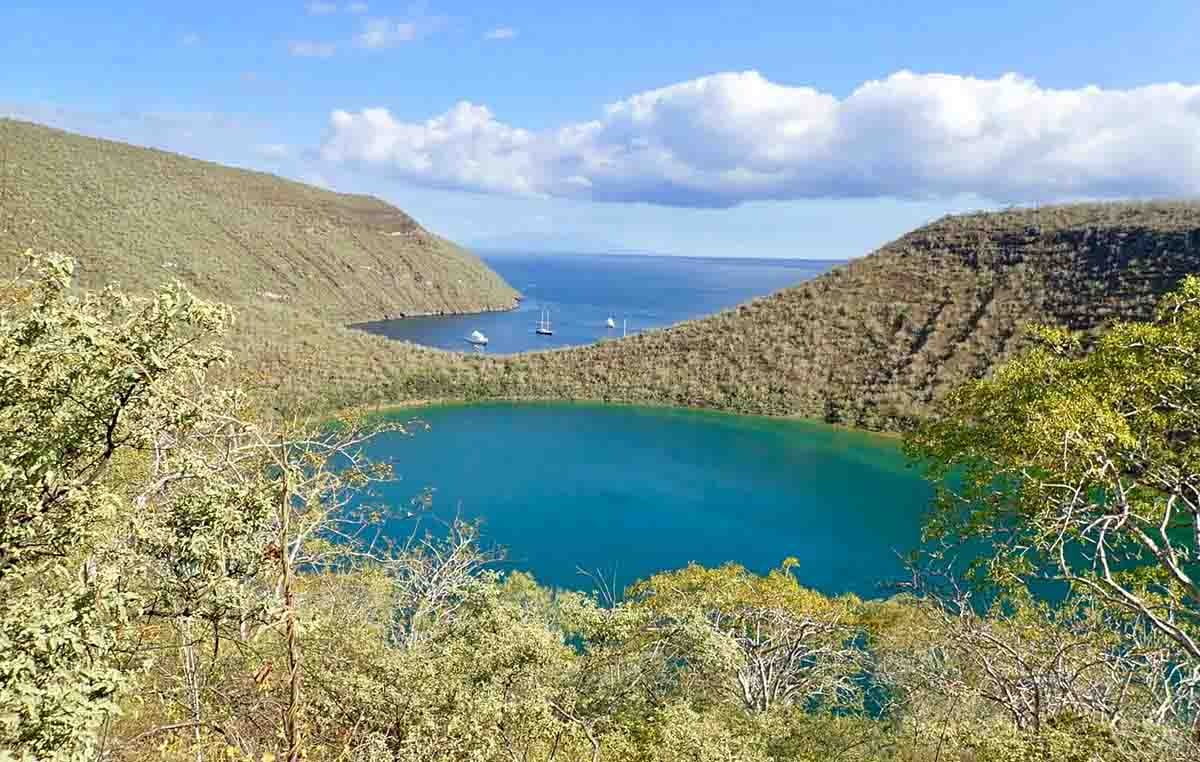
left=358, top=402, right=931, bottom=598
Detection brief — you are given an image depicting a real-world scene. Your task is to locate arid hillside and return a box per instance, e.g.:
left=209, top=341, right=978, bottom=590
left=0, top=118, right=517, bottom=323
left=3, top=123, right=1195, bottom=429
left=0, top=118, right=525, bottom=410
left=376, top=202, right=1200, bottom=430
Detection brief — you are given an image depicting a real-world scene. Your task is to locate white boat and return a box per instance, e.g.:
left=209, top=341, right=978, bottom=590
left=535, top=308, right=554, bottom=336
left=605, top=316, right=616, bottom=329
left=466, top=330, right=489, bottom=346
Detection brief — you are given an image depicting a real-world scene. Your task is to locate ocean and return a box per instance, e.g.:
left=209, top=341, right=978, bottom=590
left=352, top=251, right=842, bottom=353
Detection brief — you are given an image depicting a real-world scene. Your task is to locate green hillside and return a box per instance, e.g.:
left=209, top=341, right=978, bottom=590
left=0, top=118, right=519, bottom=408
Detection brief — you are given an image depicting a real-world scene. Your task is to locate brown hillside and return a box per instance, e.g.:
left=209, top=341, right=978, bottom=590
left=3, top=121, right=1196, bottom=429
left=0, top=118, right=518, bottom=324
left=373, top=202, right=1200, bottom=430
left=0, top=118, right=526, bottom=412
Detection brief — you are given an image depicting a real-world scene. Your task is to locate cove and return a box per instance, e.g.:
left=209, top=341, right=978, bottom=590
left=360, top=402, right=932, bottom=598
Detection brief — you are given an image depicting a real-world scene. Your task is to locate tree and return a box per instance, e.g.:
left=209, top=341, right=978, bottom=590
left=1, top=252, right=403, bottom=760
left=627, top=561, right=868, bottom=714
left=0, top=252, right=231, bottom=760
left=907, top=274, right=1200, bottom=734
left=872, top=588, right=1197, bottom=736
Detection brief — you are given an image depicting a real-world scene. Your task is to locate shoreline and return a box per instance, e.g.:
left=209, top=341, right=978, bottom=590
left=324, top=394, right=906, bottom=439
left=347, top=298, right=522, bottom=328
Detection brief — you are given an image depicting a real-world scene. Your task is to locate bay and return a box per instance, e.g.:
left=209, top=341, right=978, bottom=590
left=360, top=402, right=930, bottom=598
left=352, top=252, right=841, bottom=353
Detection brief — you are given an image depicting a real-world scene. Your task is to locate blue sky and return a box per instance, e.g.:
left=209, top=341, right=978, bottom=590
left=3, top=1, right=1199, bottom=258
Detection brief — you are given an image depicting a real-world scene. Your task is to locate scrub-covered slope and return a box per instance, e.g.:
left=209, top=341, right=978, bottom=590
left=0, top=118, right=521, bottom=410
left=385, top=202, right=1200, bottom=430
left=0, top=118, right=517, bottom=323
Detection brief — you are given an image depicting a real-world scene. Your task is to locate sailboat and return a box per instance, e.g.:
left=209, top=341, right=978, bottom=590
left=465, top=329, right=489, bottom=346
left=605, top=316, right=616, bottom=329
left=535, top=308, right=554, bottom=336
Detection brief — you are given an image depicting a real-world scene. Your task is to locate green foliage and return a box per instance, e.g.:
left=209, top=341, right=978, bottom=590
left=0, top=251, right=231, bottom=759
left=1, top=252, right=397, bottom=760
left=628, top=562, right=868, bottom=713
left=7, top=245, right=1200, bottom=761
left=908, top=275, right=1200, bottom=668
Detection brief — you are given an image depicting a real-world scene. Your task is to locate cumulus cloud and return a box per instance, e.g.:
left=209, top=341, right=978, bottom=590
left=288, top=40, right=338, bottom=57
left=318, top=70, right=1200, bottom=207
left=484, top=26, right=517, bottom=40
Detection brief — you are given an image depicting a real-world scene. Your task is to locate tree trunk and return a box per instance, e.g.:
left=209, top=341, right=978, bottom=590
left=180, top=618, right=203, bottom=762
left=279, top=441, right=302, bottom=762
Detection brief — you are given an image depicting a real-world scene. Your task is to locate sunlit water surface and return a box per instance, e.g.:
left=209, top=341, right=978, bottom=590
left=357, top=402, right=930, bottom=598
left=353, top=253, right=841, bottom=353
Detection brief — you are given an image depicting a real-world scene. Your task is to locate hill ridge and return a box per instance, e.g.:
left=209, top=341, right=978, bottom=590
left=375, top=201, right=1200, bottom=430
left=0, top=118, right=518, bottom=324
left=5, top=119, right=1197, bottom=426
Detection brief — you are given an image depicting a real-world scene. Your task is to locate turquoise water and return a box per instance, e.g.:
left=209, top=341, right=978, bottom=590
left=353, top=253, right=841, bottom=353
left=360, top=402, right=931, bottom=598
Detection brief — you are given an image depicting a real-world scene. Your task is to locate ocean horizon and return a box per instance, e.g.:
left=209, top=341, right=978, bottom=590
left=353, top=251, right=844, bottom=354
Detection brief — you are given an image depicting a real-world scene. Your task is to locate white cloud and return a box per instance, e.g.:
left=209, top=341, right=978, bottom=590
left=356, top=18, right=419, bottom=49
left=322, top=102, right=540, bottom=195
left=318, top=70, right=1200, bottom=207
left=354, top=12, right=444, bottom=50
left=347, top=2, right=368, bottom=13
left=288, top=40, right=338, bottom=58
left=180, top=33, right=200, bottom=47
left=484, top=27, right=517, bottom=41
left=306, top=1, right=337, bottom=14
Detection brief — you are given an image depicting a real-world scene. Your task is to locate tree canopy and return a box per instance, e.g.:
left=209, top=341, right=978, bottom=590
left=4, top=253, right=1200, bottom=761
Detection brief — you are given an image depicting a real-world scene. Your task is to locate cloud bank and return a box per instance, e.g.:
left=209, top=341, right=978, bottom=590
left=319, top=70, right=1200, bottom=207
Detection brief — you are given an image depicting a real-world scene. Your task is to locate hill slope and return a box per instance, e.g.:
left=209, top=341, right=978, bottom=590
left=0, top=118, right=525, bottom=410
left=4, top=121, right=1196, bottom=428
left=375, top=202, right=1200, bottom=430
left=0, top=119, right=517, bottom=323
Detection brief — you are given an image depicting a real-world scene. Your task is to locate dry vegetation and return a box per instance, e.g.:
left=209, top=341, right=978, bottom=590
left=396, top=201, right=1200, bottom=430
left=0, top=118, right=518, bottom=410
left=4, top=120, right=1199, bottom=430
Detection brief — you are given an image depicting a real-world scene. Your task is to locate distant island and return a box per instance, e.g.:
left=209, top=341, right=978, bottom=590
left=467, top=231, right=661, bottom=255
